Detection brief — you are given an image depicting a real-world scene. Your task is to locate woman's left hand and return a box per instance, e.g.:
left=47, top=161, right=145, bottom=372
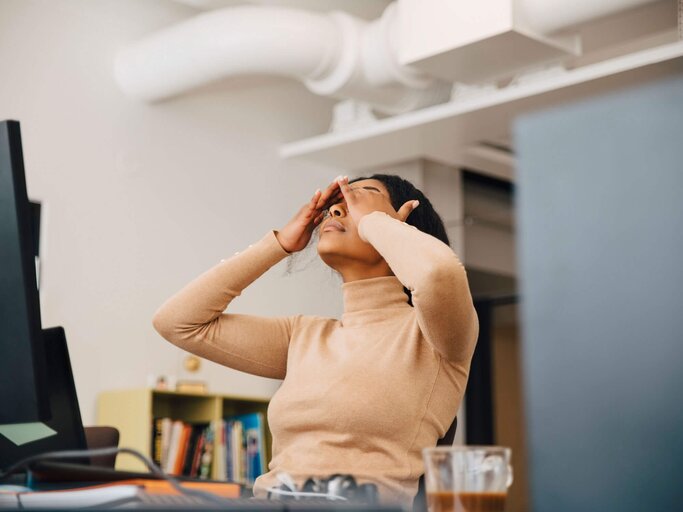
left=337, top=175, right=419, bottom=225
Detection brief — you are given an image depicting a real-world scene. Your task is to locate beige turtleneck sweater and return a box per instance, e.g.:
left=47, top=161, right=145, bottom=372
left=152, top=211, right=479, bottom=504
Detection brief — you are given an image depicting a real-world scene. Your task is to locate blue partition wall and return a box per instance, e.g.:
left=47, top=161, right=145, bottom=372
left=515, top=74, right=683, bottom=512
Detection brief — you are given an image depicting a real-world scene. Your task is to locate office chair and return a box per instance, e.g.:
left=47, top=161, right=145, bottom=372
left=84, top=426, right=120, bottom=468
left=412, top=416, right=457, bottom=512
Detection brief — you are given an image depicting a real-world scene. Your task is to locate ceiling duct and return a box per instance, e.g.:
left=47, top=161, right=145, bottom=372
left=115, top=0, right=666, bottom=114
left=114, top=3, right=451, bottom=115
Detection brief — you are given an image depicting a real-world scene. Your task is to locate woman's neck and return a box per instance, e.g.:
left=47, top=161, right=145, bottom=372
left=337, top=261, right=394, bottom=283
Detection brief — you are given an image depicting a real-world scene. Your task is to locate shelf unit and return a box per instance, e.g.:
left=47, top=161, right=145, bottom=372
left=280, top=40, right=683, bottom=172
left=97, top=388, right=270, bottom=480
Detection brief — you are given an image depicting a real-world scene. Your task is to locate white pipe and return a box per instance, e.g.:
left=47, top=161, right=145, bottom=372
left=114, top=4, right=450, bottom=114
left=115, top=0, right=663, bottom=112
left=516, top=0, right=661, bottom=34
left=115, top=7, right=339, bottom=101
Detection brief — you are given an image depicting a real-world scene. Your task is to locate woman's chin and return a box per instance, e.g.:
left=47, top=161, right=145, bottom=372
left=317, top=237, right=349, bottom=267
left=317, top=237, right=340, bottom=257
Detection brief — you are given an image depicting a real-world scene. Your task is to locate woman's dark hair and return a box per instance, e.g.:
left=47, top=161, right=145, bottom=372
left=350, top=174, right=449, bottom=246
left=350, top=174, right=450, bottom=305
left=289, top=174, right=451, bottom=303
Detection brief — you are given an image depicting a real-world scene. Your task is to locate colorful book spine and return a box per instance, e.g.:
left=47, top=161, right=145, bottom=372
left=198, top=423, right=214, bottom=480
left=225, top=420, right=234, bottom=482
left=160, top=417, right=172, bottom=470
left=164, top=420, right=182, bottom=474
left=232, top=420, right=243, bottom=483
left=220, top=413, right=265, bottom=486
left=182, top=425, right=201, bottom=476
left=173, top=424, right=192, bottom=475
left=232, top=412, right=266, bottom=485
left=151, top=418, right=163, bottom=467
left=151, top=418, right=213, bottom=478
left=190, top=428, right=206, bottom=478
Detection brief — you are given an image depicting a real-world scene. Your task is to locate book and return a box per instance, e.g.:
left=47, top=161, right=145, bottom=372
left=164, top=420, right=184, bottom=475
left=211, top=419, right=226, bottom=480
left=151, top=418, right=163, bottom=467
left=148, top=412, right=267, bottom=482
left=190, top=428, right=206, bottom=478
left=225, top=420, right=233, bottom=481
left=231, top=420, right=243, bottom=483
left=231, top=412, right=266, bottom=485
left=159, top=418, right=172, bottom=470
left=150, top=418, right=214, bottom=478
left=198, top=423, right=214, bottom=480
left=182, top=424, right=203, bottom=476
left=172, top=424, right=192, bottom=475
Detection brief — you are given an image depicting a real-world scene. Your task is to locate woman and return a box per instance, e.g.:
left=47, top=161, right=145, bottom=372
left=152, top=174, right=479, bottom=504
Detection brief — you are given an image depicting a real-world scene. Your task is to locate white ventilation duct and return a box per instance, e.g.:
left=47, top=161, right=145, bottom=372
left=114, top=3, right=451, bottom=115
left=516, top=0, right=661, bottom=34
left=115, top=0, right=664, bottom=113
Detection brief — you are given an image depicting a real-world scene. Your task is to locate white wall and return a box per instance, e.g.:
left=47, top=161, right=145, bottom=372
left=0, top=0, right=347, bottom=424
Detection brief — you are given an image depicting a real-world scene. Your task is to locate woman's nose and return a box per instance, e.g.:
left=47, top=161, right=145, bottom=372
left=329, top=203, right=346, bottom=218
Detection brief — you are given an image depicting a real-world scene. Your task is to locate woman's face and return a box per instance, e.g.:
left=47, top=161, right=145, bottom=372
left=316, top=179, right=393, bottom=271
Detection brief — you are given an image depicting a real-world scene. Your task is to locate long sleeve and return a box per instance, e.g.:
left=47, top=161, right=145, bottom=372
left=152, top=231, right=294, bottom=379
left=358, top=211, right=479, bottom=363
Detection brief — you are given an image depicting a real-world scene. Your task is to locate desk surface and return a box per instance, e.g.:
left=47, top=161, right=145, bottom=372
left=2, top=476, right=406, bottom=511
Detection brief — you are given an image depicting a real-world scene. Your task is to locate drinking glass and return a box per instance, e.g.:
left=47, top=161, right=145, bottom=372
left=422, top=446, right=513, bottom=512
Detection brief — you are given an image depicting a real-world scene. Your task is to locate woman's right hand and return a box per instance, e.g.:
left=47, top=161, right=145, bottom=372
left=275, top=178, right=344, bottom=253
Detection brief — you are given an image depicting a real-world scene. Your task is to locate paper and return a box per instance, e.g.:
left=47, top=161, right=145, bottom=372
left=0, top=422, right=57, bottom=445
left=18, top=485, right=140, bottom=508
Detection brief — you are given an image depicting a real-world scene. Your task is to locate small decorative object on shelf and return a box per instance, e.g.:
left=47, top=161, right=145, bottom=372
left=183, top=354, right=202, bottom=373
left=176, top=380, right=208, bottom=394
left=146, top=374, right=177, bottom=391
left=176, top=355, right=207, bottom=393
left=155, top=375, right=169, bottom=391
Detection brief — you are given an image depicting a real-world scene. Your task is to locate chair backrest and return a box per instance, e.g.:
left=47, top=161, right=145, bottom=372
left=437, top=416, right=457, bottom=447
left=84, top=426, right=119, bottom=468
left=412, top=416, right=457, bottom=512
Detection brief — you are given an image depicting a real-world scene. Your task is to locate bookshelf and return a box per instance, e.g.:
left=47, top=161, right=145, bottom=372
left=97, top=388, right=271, bottom=481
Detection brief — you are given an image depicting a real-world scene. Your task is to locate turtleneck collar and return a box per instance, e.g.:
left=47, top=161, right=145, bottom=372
left=341, top=275, right=412, bottom=326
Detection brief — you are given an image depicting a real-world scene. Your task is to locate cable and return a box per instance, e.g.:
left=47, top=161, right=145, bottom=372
left=0, top=446, right=233, bottom=506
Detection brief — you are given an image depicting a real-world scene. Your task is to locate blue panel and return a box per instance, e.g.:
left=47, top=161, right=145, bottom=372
left=515, top=74, right=683, bottom=512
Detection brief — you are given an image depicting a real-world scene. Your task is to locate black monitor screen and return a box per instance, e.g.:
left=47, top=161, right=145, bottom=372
left=0, top=120, right=49, bottom=424
left=0, top=327, right=87, bottom=471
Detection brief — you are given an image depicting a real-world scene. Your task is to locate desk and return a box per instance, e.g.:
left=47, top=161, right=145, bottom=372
left=1, top=476, right=406, bottom=511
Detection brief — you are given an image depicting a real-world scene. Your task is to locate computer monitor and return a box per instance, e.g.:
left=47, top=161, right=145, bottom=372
left=0, top=327, right=88, bottom=471
left=516, top=74, right=683, bottom=511
left=0, top=120, right=50, bottom=424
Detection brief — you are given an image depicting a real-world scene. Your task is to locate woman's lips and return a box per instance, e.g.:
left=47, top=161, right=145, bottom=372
left=322, top=220, right=345, bottom=233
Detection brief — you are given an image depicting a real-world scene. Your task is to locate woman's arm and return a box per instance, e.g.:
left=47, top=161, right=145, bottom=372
left=152, top=231, right=294, bottom=379
left=153, top=181, right=343, bottom=379
left=358, top=211, right=478, bottom=363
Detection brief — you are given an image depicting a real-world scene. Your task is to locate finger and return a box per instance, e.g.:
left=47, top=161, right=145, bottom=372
left=315, top=175, right=343, bottom=207
left=305, top=189, right=321, bottom=213
left=318, top=189, right=344, bottom=210
left=315, top=178, right=341, bottom=209
left=312, top=211, right=325, bottom=225
left=320, top=180, right=343, bottom=210
left=310, top=189, right=321, bottom=205
left=337, top=175, right=353, bottom=202
left=397, top=200, right=419, bottom=221
left=322, top=190, right=344, bottom=209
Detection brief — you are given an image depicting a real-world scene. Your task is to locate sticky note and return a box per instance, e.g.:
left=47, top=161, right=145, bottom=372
left=0, top=422, right=57, bottom=446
